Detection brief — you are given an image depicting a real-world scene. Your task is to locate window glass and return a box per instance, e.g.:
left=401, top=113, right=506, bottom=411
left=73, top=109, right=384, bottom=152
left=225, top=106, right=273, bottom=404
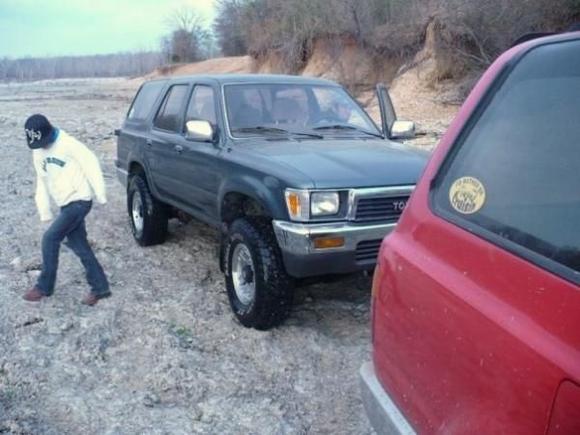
left=154, top=85, right=189, bottom=132
left=127, top=81, right=165, bottom=120
left=312, top=87, right=368, bottom=129
left=224, top=84, right=378, bottom=136
left=185, top=85, right=217, bottom=125
left=434, top=40, right=580, bottom=275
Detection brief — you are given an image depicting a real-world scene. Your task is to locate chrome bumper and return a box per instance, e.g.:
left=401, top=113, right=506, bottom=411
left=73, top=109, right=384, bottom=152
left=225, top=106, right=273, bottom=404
left=360, top=362, right=416, bottom=435
left=272, top=220, right=395, bottom=256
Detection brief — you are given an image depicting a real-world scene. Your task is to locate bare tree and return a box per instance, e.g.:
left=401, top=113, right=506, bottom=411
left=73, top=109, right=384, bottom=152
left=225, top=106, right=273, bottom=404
left=162, top=7, right=212, bottom=63
left=214, top=0, right=248, bottom=56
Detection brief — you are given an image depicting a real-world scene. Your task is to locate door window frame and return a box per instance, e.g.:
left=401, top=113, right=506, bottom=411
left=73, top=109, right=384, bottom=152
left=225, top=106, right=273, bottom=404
left=429, top=38, right=580, bottom=286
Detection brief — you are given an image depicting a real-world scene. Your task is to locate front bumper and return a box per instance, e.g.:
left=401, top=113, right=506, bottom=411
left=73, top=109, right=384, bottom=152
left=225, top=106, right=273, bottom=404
left=360, top=362, right=416, bottom=435
left=272, top=220, right=395, bottom=278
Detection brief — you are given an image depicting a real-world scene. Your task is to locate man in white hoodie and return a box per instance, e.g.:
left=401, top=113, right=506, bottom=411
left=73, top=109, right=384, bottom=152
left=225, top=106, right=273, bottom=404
left=23, top=114, right=110, bottom=305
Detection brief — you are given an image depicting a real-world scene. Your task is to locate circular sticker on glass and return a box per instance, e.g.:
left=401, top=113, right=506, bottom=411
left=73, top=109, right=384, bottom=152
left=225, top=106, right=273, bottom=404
left=449, top=176, right=486, bottom=214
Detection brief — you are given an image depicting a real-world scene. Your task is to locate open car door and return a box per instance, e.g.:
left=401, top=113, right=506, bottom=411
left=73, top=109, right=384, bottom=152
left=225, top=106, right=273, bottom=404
left=376, top=83, right=415, bottom=140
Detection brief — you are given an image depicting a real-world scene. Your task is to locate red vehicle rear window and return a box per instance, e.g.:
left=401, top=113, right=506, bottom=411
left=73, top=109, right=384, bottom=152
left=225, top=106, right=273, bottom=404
left=433, top=39, right=580, bottom=283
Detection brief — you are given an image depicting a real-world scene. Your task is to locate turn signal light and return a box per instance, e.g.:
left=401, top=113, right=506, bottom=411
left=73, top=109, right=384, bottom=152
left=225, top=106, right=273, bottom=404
left=287, top=192, right=301, bottom=216
left=313, top=237, right=345, bottom=249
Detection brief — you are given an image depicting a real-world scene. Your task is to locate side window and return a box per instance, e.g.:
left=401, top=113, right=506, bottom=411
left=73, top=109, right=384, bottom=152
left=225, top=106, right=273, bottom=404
left=185, top=85, right=217, bottom=125
left=433, top=40, right=580, bottom=279
left=127, top=81, right=165, bottom=120
left=154, top=85, right=189, bottom=132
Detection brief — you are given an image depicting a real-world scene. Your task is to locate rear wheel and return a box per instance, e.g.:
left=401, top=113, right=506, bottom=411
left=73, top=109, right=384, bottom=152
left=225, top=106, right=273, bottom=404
left=127, top=173, right=168, bottom=246
left=224, top=218, right=294, bottom=330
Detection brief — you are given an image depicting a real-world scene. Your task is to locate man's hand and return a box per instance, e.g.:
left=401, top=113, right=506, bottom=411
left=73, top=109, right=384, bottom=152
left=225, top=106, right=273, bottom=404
left=39, top=213, right=53, bottom=222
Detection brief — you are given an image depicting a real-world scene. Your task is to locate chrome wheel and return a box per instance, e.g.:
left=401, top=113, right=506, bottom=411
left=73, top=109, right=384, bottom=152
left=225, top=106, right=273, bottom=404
left=131, top=193, right=144, bottom=235
left=231, top=243, right=256, bottom=306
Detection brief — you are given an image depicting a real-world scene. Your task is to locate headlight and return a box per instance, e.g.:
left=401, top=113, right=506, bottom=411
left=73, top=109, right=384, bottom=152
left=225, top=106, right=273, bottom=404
left=285, top=189, right=340, bottom=221
left=311, top=191, right=339, bottom=216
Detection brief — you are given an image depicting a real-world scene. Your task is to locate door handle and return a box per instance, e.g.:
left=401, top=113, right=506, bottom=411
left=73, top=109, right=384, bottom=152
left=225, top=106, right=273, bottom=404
left=174, top=145, right=184, bottom=153
left=146, top=139, right=153, bottom=147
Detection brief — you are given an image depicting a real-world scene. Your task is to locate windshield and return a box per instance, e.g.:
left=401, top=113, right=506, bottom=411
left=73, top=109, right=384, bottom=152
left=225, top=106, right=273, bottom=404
left=224, top=83, right=380, bottom=137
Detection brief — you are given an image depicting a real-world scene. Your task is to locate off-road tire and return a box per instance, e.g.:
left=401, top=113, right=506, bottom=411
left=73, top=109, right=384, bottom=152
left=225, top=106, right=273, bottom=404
left=127, top=173, right=168, bottom=246
left=224, top=217, right=294, bottom=330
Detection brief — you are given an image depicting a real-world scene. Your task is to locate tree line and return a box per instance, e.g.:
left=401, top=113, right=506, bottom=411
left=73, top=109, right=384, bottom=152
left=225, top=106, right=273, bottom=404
left=0, top=52, right=163, bottom=81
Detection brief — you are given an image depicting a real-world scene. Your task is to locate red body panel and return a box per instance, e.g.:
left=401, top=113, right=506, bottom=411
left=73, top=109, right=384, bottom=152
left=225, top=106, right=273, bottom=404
left=372, top=35, right=580, bottom=434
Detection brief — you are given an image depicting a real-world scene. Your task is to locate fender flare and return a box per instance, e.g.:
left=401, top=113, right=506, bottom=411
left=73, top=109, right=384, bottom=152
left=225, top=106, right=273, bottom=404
left=218, top=175, right=287, bottom=222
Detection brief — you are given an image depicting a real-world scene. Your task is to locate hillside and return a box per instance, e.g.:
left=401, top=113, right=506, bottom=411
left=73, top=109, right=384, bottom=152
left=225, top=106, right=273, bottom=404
left=149, top=26, right=464, bottom=147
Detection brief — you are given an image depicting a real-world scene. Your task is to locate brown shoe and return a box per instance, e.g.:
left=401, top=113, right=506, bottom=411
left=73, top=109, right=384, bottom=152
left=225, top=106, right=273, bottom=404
left=23, top=286, right=46, bottom=302
left=81, top=292, right=111, bottom=306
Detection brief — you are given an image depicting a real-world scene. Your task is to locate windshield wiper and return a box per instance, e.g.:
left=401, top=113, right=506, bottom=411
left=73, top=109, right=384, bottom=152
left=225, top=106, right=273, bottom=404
left=312, top=124, right=383, bottom=138
left=232, top=126, right=323, bottom=139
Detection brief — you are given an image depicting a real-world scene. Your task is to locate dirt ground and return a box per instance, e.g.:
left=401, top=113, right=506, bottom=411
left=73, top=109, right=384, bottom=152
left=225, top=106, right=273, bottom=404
left=0, top=78, right=377, bottom=434
left=0, top=77, right=458, bottom=434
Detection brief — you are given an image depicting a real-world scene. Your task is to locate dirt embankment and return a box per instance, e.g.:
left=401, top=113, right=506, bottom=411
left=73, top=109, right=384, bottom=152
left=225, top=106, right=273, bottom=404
left=145, top=56, right=256, bottom=79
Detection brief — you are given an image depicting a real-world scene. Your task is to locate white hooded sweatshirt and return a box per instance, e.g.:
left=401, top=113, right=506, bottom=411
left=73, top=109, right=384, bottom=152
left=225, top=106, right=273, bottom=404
left=33, top=130, right=107, bottom=221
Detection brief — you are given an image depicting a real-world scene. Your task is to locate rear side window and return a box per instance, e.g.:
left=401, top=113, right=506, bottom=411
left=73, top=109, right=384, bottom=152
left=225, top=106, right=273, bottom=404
left=433, top=39, right=580, bottom=281
left=127, top=81, right=165, bottom=120
left=153, top=85, right=189, bottom=132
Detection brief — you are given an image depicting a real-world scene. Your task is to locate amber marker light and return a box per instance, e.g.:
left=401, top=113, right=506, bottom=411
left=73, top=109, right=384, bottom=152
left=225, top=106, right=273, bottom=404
left=289, top=193, right=301, bottom=215
left=313, top=236, right=345, bottom=249
left=284, top=189, right=310, bottom=221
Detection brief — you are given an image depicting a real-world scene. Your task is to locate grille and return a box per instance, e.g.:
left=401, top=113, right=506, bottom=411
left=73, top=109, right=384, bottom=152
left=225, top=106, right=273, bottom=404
left=355, top=239, right=383, bottom=263
left=354, top=195, right=410, bottom=222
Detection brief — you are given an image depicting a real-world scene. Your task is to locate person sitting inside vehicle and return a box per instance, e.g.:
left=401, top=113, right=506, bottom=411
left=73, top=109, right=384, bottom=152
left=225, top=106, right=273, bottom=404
left=330, top=99, right=353, bottom=124
left=232, top=89, right=264, bottom=128
left=315, top=97, right=354, bottom=126
left=272, top=97, right=307, bottom=127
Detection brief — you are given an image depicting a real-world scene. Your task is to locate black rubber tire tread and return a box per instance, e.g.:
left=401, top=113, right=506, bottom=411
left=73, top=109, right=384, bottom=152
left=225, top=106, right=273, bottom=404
left=127, top=174, right=168, bottom=246
left=224, top=217, right=294, bottom=330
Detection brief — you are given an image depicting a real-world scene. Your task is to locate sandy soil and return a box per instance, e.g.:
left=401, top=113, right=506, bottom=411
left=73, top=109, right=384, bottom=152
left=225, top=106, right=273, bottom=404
left=147, top=56, right=256, bottom=79
left=0, top=78, right=378, bottom=434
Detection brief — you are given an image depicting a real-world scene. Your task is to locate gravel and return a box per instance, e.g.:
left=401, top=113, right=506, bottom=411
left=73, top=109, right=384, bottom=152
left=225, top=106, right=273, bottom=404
left=0, top=78, right=373, bottom=434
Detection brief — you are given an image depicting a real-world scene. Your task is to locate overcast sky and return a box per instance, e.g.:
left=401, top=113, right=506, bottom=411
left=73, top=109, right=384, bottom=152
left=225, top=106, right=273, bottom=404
left=0, top=0, right=217, bottom=58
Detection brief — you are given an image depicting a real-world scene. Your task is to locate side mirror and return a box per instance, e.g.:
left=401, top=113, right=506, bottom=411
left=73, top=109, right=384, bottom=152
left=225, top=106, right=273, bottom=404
left=391, top=120, right=416, bottom=140
left=185, top=120, right=215, bottom=142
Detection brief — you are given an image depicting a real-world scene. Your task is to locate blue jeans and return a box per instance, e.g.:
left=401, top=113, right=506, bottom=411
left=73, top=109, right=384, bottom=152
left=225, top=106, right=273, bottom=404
left=36, top=200, right=110, bottom=297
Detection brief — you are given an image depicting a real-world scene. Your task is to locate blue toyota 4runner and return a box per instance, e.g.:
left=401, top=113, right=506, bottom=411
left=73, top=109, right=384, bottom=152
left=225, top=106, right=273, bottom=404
left=116, top=74, right=428, bottom=329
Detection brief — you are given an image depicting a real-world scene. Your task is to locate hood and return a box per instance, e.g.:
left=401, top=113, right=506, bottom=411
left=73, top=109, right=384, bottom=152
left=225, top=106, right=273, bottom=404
left=238, top=138, right=430, bottom=189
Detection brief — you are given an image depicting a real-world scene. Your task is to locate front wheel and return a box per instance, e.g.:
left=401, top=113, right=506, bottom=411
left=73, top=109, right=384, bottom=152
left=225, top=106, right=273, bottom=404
left=224, top=218, right=294, bottom=330
left=127, top=174, right=168, bottom=246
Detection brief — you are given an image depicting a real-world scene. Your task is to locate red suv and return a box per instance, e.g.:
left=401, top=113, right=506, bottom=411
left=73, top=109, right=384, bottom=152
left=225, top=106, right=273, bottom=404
left=360, top=33, right=580, bottom=434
